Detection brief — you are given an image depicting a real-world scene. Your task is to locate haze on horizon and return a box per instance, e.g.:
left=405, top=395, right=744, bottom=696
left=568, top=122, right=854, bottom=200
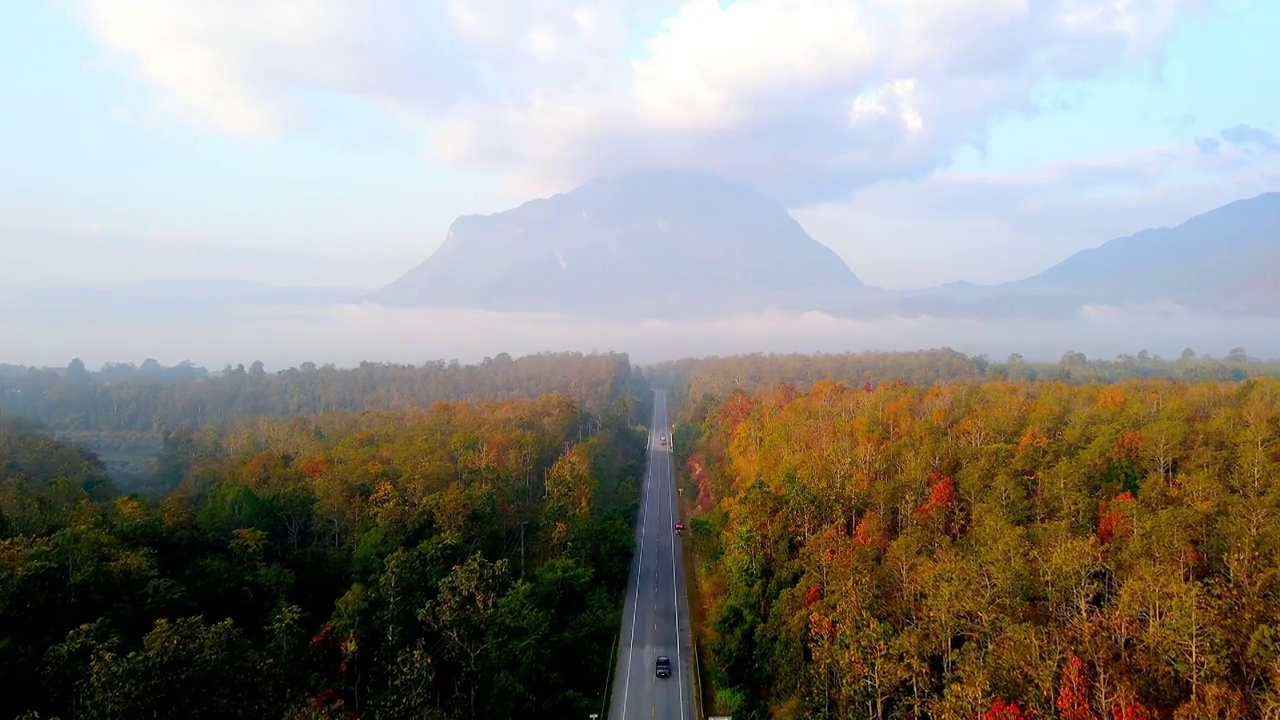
left=0, top=302, right=1276, bottom=372
left=2, top=0, right=1279, bottom=367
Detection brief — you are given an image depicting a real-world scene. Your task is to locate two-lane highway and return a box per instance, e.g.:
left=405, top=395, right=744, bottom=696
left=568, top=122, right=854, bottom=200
left=609, top=390, right=694, bottom=720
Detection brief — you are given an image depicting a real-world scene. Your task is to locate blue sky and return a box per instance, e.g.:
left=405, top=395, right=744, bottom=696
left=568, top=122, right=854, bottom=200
left=1, top=0, right=1277, bottom=290
left=0, top=2, right=506, bottom=286
left=951, top=0, right=1279, bottom=173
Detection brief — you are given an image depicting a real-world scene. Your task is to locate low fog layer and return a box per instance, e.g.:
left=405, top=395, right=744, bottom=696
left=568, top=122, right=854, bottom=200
left=3, top=302, right=1276, bottom=370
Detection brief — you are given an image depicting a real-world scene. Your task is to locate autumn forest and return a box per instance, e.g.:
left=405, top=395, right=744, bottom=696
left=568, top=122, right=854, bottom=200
left=1, top=352, right=647, bottom=719
left=667, top=353, right=1280, bottom=719
left=3, top=348, right=1280, bottom=719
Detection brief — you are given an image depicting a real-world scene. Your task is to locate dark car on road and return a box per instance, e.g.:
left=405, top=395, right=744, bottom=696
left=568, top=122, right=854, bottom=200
left=655, top=655, right=671, bottom=678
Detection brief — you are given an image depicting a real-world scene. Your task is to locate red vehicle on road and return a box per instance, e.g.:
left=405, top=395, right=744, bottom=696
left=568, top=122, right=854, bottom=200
left=674, top=523, right=684, bottom=535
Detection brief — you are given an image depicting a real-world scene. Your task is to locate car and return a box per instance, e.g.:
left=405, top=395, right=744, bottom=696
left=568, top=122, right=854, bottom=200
left=655, top=655, right=671, bottom=678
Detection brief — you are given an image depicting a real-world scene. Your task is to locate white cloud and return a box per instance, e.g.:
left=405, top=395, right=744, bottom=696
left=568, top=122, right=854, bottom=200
left=430, top=0, right=1206, bottom=203
left=78, top=0, right=469, bottom=136
left=850, top=79, right=923, bottom=133
left=75, top=0, right=1206, bottom=203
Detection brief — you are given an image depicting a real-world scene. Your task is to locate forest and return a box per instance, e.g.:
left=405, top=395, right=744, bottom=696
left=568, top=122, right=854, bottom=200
left=7, top=346, right=1280, bottom=719
left=0, top=351, right=641, bottom=432
left=646, top=347, right=1278, bottom=410
left=0, top=351, right=643, bottom=488
left=673, top=375, right=1280, bottom=719
left=0, top=386, right=647, bottom=718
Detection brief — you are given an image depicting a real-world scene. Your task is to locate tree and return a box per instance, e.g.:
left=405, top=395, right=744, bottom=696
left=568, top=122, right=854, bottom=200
left=1056, top=655, right=1098, bottom=720
left=1181, top=347, right=1197, bottom=360
left=66, top=358, right=89, bottom=381
left=1112, top=701, right=1154, bottom=720
left=81, top=617, right=272, bottom=720
left=984, top=699, right=1028, bottom=720
left=1226, top=347, right=1249, bottom=363
left=1061, top=351, right=1088, bottom=366
left=424, top=554, right=511, bottom=719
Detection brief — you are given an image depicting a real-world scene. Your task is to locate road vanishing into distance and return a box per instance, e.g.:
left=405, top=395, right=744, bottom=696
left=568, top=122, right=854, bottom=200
left=609, top=389, right=695, bottom=720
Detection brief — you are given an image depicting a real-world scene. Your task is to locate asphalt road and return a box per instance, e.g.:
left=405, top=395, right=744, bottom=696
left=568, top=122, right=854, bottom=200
left=608, top=389, right=694, bottom=720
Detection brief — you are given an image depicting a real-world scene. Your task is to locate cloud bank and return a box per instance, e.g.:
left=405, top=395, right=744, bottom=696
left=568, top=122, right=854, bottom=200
left=76, top=0, right=1206, bottom=205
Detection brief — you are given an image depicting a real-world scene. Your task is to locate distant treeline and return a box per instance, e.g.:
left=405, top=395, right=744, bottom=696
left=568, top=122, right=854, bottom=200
left=643, top=347, right=1280, bottom=414
left=6, top=347, right=1274, bottom=436
left=0, top=352, right=647, bottom=433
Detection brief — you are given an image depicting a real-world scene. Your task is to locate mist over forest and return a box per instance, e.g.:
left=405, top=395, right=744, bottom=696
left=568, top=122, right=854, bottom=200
left=4, top=302, right=1278, bottom=372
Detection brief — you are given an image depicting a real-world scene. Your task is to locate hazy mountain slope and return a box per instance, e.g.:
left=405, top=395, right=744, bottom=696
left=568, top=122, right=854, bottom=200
left=1008, top=192, right=1280, bottom=311
left=366, top=184, right=1280, bottom=321
left=372, top=170, right=863, bottom=316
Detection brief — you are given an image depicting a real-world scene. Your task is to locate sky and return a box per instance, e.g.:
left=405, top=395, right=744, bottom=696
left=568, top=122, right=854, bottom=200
left=1, top=0, right=1278, bottom=293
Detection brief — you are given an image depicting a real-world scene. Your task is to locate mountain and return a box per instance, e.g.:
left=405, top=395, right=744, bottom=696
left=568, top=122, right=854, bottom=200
left=1006, top=192, right=1280, bottom=313
left=881, top=192, right=1280, bottom=320
left=372, top=170, right=864, bottom=317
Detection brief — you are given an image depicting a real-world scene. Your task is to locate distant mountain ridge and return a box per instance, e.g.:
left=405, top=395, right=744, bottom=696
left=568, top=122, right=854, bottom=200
left=1005, top=192, right=1280, bottom=312
left=6, top=180, right=1277, bottom=326
left=813, top=191, right=1279, bottom=318
left=374, top=171, right=1278, bottom=319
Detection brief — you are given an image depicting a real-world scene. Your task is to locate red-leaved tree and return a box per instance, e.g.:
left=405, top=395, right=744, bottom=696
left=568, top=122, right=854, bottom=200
left=1097, top=491, right=1135, bottom=546
left=916, top=471, right=957, bottom=536
left=983, top=698, right=1028, bottom=720
left=853, top=510, right=890, bottom=552
left=1057, top=655, right=1098, bottom=720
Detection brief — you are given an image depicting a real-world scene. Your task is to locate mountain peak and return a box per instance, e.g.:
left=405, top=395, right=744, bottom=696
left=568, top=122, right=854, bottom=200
left=372, top=170, right=863, bottom=317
